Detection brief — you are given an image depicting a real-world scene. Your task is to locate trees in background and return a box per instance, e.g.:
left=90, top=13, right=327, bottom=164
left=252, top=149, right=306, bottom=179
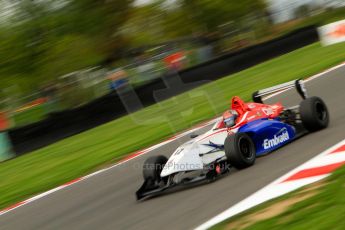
left=0, top=0, right=134, bottom=90
left=175, top=0, right=267, bottom=34
left=294, top=4, right=313, bottom=19
left=0, top=0, right=268, bottom=91
left=123, top=0, right=268, bottom=41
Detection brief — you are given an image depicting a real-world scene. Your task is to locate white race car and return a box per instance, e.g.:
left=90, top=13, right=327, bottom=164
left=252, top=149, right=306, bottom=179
left=136, top=80, right=329, bottom=200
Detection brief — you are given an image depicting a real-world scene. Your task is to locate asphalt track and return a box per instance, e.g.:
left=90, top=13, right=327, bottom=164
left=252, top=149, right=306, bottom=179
left=1, top=65, right=345, bottom=230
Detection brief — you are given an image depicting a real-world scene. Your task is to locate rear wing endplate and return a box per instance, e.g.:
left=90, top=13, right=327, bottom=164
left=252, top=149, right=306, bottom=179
left=252, top=79, right=307, bottom=104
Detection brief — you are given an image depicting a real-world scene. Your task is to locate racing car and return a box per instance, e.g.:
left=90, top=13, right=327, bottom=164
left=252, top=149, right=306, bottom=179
left=136, top=79, right=329, bottom=200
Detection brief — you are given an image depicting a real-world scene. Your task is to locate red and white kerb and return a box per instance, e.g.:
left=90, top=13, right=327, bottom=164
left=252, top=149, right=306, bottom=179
left=196, top=138, right=345, bottom=230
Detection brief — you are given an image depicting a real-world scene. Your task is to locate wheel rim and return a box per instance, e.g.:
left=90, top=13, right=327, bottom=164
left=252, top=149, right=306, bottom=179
left=238, top=137, right=252, bottom=159
left=315, top=102, right=327, bottom=121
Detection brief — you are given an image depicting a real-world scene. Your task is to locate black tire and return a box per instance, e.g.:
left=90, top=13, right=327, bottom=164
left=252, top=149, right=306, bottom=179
left=143, top=155, right=168, bottom=182
left=224, top=133, right=256, bottom=169
left=299, top=97, right=329, bottom=132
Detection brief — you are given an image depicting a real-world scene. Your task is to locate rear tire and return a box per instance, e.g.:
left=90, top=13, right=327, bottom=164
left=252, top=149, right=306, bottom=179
left=143, top=155, right=168, bottom=182
left=299, top=97, right=329, bottom=132
left=224, top=133, right=256, bottom=169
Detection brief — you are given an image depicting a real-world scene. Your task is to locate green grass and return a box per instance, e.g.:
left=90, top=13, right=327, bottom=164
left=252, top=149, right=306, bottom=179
left=12, top=104, right=47, bottom=127
left=1, top=42, right=345, bottom=210
left=212, top=165, right=345, bottom=230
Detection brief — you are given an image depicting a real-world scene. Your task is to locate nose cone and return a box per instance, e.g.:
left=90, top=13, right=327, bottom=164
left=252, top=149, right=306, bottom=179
left=160, top=144, right=203, bottom=177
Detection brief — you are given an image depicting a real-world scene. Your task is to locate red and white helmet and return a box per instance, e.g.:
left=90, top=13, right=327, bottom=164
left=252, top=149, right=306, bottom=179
left=222, top=110, right=238, bottom=128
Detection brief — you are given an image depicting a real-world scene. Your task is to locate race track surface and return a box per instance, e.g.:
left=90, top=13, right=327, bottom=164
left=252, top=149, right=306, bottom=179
left=1, top=66, right=345, bottom=230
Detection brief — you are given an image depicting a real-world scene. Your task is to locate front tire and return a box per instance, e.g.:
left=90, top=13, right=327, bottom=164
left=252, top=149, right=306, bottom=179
left=224, top=133, right=256, bottom=169
left=143, top=155, right=168, bottom=183
left=299, top=97, right=329, bottom=132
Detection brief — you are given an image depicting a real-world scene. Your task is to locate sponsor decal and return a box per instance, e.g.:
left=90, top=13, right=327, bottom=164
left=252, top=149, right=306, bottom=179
left=247, top=115, right=257, bottom=120
left=248, top=104, right=256, bottom=109
left=173, top=148, right=184, bottom=156
left=263, top=128, right=290, bottom=149
left=262, top=108, right=274, bottom=116
left=328, top=23, right=345, bottom=38
left=318, top=19, right=345, bottom=46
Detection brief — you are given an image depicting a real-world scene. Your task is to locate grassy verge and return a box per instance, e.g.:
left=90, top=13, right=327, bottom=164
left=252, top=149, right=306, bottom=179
left=1, top=42, right=345, bottom=209
left=12, top=104, right=47, bottom=127
left=212, top=165, right=345, bottom=230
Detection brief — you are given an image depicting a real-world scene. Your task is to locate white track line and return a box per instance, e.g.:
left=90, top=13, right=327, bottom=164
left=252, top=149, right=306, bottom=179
left=0, top=118, right=217, bottom=216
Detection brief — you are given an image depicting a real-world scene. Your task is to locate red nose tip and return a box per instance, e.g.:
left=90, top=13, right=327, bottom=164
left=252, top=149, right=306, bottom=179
left=216, top=165, right=221, bottom=174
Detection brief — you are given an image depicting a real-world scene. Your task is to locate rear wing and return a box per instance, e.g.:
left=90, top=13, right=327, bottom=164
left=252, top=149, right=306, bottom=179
left=252, top=79, right=307, bottom=104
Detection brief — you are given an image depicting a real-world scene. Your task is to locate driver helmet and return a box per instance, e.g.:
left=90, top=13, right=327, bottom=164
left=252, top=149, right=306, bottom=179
left=223, top=110, right=238, bottom=128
